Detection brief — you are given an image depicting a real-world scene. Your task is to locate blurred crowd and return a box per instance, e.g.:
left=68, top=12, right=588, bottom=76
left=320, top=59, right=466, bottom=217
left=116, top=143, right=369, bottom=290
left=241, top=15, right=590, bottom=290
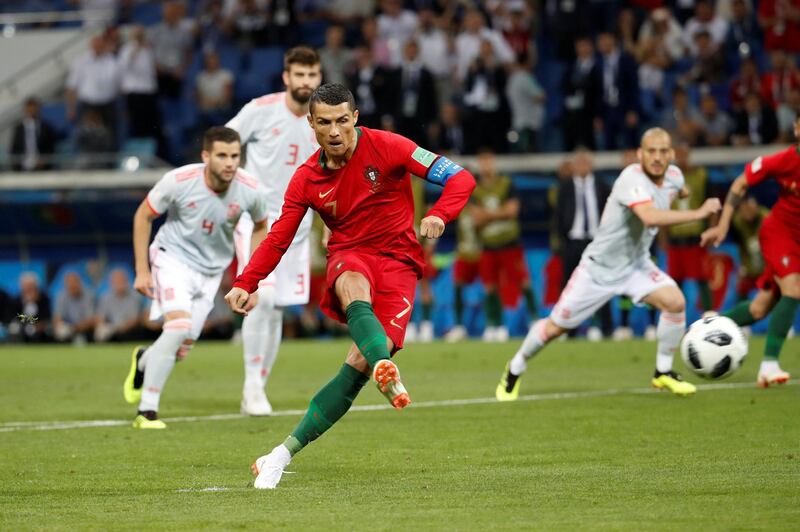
left=0, top=265, right=236, bottom=344
left=7, top=0, right=800, bottom=170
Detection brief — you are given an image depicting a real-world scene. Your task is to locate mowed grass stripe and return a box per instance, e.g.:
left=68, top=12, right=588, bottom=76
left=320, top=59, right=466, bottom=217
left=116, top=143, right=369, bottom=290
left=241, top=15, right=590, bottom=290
left=2, top=379, right=792, bottom=433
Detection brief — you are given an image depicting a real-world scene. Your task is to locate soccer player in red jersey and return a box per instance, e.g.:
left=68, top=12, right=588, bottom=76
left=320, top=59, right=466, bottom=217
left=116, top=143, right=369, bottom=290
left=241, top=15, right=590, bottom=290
left=701, top=115, right=800, bottom=388
left=225, top=84, right=476, bottom=489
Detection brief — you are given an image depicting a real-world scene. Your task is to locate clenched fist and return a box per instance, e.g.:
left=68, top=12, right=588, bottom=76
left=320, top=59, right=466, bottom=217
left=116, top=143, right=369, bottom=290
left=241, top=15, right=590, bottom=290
left=225, top=287, right=259, bottom=316
left=420, top=215, right=445, bottom=239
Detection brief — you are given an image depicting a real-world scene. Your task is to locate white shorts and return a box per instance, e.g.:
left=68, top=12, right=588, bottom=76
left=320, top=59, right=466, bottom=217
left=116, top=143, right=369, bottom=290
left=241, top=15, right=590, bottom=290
left=148, top=246, right=223, bottom=340
left=551, top=258, right=677, bottom=330
left=234, top=214, right=311, bottom=306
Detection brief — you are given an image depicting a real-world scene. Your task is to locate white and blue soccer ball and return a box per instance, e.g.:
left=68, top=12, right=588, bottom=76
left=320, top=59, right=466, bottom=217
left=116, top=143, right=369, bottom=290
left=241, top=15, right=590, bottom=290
left=680, top=315, right=748, bottom=380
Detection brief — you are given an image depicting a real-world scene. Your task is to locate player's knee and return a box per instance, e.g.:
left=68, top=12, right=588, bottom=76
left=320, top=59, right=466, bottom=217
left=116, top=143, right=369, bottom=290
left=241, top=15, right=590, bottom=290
left=177, top=338, right=195, bottom=361
left=749, top=299, right=770, bottom=320
left=663, top=295, right=685, bottom=314
left=543, top=319, right=566, bottom=341
left=335, top=271, right=372, bottom=306
left=778, top=276, right=800, bottom=299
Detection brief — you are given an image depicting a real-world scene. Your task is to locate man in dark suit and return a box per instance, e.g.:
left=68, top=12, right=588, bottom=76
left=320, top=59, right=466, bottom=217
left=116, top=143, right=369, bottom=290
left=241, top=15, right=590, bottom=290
left=10, top=97, right=57, bottom=171
left=596, top=31, right=640, bottom=150
left=346, top=45, right=399, bottom=130
left=556, top=149, right=612, bottom=338
left=562, top=36, right=601, bottom=151
left=394, top=39, right=438, bottom=146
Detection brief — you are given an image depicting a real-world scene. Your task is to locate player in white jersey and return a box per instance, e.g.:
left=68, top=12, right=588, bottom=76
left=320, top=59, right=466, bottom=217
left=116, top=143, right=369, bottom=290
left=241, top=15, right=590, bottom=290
left=496, top=128, right=721, bottom=399
left=227, top=46, right=322, bottom=416
left=123, top=127, right=269, bottom=429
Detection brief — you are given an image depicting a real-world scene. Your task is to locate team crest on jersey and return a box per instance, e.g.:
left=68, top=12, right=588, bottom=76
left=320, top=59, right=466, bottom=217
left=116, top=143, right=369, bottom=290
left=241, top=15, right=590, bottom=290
left=227, top=202, right=241, bottom=221
left=363, top=165, right=383, bottom=193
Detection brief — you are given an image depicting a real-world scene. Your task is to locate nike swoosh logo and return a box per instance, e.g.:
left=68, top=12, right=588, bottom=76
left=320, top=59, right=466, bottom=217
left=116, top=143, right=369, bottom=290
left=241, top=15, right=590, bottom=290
left=390, top=297, right=412, bottom=329
left=319, top=188, right=334, bottom=198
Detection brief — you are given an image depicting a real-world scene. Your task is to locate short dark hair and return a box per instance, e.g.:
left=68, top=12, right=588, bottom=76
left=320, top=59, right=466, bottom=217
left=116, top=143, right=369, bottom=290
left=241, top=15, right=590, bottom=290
left=284, top=46, right=320, bottom=71
left=202, top=126, right=240, bottom=151
left=309, top=83, right=357, bottom=116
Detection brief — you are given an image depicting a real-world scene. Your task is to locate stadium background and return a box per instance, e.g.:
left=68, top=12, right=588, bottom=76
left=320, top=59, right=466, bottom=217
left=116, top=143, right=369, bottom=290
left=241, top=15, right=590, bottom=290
left=0, top=0, right=796, bottom=341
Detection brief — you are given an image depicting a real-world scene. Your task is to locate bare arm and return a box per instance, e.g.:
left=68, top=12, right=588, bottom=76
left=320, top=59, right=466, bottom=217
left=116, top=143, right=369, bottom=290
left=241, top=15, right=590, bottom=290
left=132, top=200, right=159, bottom=298
left=632, top=197, right=721, bottom=227
left=250, top=219, right=268, bottom=255
left=700, top=174, right=749, bottom=247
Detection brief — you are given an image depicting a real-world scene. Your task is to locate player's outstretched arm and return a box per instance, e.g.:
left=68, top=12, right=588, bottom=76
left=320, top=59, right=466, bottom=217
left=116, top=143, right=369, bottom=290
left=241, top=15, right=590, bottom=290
left=632, top=197, right=721, bottom=227
left=700, top=174, right=748, bottom=248
left=232, top=181, right=309, bottom=294
left=132, top=200, right=159, bottom=298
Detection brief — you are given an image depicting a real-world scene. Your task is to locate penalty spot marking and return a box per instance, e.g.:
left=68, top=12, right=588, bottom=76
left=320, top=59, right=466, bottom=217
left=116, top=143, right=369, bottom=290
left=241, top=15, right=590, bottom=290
left=1, top=380, right=795, bottom=434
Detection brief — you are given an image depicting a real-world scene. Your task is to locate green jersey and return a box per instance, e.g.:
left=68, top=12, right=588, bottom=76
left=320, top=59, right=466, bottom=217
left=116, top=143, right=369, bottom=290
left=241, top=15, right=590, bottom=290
left=732, top=207, right=768, bottom=278
left=456, top=212, right=482, bottom=261
left=473, top=174, right=520, bottom=249
left=668, top=166, right=708, bottom=240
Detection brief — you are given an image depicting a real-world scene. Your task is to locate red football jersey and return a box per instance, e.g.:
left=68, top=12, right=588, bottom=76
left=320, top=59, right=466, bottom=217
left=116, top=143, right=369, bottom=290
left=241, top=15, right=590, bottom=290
left=234, top=127, right=475, bottom=293
left=745, top=146, right=800, bottom=235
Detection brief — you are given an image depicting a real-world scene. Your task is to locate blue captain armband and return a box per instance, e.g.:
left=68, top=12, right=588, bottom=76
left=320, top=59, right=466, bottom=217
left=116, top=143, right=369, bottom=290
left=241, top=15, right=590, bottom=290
left=411, top=147, right=463, bottom=185
left=426, top=156, right=463, bottom=186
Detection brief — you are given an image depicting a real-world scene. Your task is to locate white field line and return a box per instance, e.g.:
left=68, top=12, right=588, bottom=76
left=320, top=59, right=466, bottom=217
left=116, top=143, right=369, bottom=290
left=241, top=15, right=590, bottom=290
left=1, top=380, right=795, bottom=434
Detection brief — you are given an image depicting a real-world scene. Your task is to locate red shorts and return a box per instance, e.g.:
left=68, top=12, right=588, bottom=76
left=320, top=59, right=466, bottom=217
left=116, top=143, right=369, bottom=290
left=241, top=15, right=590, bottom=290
left=479, top=246, right=530, bottom=308
left=756, top=215, right=800, bottom=291
left=453, top=257, right=480, bottom=285
left=321, top=251, right=418, bottom=351
left=667, top=244, right=709, bottom=281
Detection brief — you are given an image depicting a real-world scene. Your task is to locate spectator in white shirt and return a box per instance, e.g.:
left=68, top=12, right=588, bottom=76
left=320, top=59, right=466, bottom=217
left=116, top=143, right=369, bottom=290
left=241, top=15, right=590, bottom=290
left=683, top=0, right=729, bottom=56
left=149, top=1, right=195, bottom=99
left=66, top=34, right=120, bottom=141
left=196, top=50, right=234, bottom=129
left=376, top=0, right=418, bottom=66
left=506, top=51, right=545, bottom=153
left=455, top=8, right=515, bottom=81
left=319, top=25, right=354, bottom=87
left=119, top=25, right=159, bottom=139
left=416, top=7, right=456, bottom=105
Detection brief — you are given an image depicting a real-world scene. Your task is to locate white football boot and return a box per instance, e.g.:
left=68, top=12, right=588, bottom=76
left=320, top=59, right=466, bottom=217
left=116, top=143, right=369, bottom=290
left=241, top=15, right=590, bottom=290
left=757, top=362, right=791, bottom=388
left=241, top=387, right=273, bottom=416
left=419, top=320, right=434, bottom=342
left=444, top=325, right=467, bottom=342
left=252, top=445, right=291, bottom=489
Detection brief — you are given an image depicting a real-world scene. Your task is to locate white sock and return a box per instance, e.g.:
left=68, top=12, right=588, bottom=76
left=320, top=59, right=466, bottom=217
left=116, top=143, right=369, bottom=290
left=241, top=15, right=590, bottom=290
left=759, top=359, right=779, bottom=373
left=510, top=319, right=551, bottom=375
left=139, top=318, right=191, bottom=412
left=656, top=311, right=685, bottom=373
left=260, top=308, right=283, bottom=388
left=242, top=289, right=282, bottom=392
left=272, top=444, right=292, bottom=466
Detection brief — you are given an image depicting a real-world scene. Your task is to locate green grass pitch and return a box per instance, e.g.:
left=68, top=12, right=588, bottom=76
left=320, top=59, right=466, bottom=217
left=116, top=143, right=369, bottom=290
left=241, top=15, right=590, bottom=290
left=1, top=337, right=798, bottom=530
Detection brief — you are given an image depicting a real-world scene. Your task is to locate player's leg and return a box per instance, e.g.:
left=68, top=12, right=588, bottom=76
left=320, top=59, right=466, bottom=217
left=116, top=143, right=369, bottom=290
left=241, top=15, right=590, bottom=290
left=240, top=283, right=282, bottom=415
left=723, top=287, right=776, bottom=325
left=252, top=341, right=383, bottom=489
left=132, top=310, right=192, bottom=428
left=496, top=264, right=611, bottom=400
left=637, top=275, right=695, bottom=396
left=445, top=258, right=475, bottom=342
left=758, top=273, right=799, bottom=387
left=479, top=250, right=503, bottom=341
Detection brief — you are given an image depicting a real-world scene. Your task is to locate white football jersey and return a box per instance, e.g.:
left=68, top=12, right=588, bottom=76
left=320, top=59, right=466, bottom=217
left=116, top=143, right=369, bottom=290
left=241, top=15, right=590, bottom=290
left=147, top=163, right=268, bottom=275
left=226, top=91, right=319, bottom=241
left=582, top=163, right=685, bottom=284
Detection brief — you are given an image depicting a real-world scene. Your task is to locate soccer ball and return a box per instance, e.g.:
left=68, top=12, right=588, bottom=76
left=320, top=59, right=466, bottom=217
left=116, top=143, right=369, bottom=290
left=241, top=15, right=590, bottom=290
left=680, top=315, right=748, bottom=379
